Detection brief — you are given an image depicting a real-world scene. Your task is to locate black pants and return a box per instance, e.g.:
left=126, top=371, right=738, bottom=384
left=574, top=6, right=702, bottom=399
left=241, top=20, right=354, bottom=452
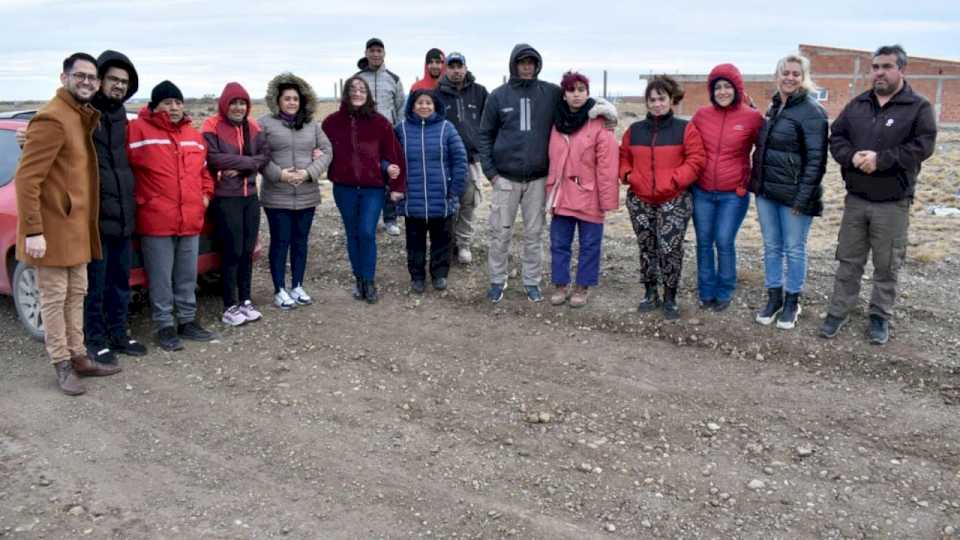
left=404, top=216, right=452, bottom=281
left=382, top=189, right=397, bottom=224
left=84, top=234, right=132, bottom=348
left=213, top=195, right=261, bottom=308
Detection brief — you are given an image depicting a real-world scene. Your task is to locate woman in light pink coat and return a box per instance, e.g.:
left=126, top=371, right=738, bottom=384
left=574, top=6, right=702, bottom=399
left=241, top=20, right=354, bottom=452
left=546, top=71, right=619, bottom=307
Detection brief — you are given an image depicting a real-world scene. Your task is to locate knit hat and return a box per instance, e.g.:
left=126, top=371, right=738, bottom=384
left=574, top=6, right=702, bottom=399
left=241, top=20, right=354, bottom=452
left=446, top=52, right=466, bottom=66
left=425, top=48, right=444, bottom=63
left=366, top=37, right=384, bottom=50
left=149, top=80, right=183, bottom=109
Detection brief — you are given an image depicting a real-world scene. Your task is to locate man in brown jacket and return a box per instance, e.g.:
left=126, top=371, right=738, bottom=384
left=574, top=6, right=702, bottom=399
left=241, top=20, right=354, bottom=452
left=15, top=52, right=121, bottom=395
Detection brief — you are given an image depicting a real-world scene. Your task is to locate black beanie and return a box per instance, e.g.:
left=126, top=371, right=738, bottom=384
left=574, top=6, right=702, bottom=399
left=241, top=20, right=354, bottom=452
left=425, top=48, right=444, bottom=63
left=149, top=80, right=184, bottom=110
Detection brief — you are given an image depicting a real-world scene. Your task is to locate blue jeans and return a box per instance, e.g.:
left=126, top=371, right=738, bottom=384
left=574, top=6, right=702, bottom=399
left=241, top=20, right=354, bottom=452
left=755, top=195, right=813, bottom=294
left=333, top=184, right=385, bottom=280
left=84, top=234, right=132, bottom=347
left=264, top=207, right=316, bottom=293
left=550, top=215, right=604, bottom=287
left=692, top=186, right=750, bottom=302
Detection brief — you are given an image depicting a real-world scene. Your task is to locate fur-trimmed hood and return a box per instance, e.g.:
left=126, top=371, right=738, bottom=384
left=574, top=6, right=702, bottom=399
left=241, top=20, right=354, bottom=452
left=265, top=72, right=317, bottom=121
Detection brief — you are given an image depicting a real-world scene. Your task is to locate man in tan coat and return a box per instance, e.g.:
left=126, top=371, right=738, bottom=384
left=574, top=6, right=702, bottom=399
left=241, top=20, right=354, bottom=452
left=16, top=52, right=121, bottom=395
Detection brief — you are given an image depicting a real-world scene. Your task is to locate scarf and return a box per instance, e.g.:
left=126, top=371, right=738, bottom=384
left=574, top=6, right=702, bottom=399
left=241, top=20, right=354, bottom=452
left=553, top=97, right=595, bottom=135
left=278, top=111, right=297, bottom=125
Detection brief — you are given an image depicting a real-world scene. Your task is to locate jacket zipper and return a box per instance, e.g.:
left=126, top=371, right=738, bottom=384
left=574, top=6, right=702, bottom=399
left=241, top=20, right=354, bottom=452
left=237, top=124, right=248, bottom=197
left=649, top=119, right=659, bottom=199
left=351, top=116, right=361, bottom=185
left=713, top=110, right=726, bottom=191
left=290, top=126, right=297, bottom=209
left=421, top=118, right=428, bottom=219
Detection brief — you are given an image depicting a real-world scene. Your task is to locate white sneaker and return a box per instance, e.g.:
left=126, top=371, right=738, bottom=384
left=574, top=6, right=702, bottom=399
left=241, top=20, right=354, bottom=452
left=290, top=286, right=313, bottom=305
left=385, top=222, right=401, bottom=236
left=457, top=247, right=472, bottom=264
left=222, top=305, right=247, bottom=326
left=274, top=289, right=296, bottom=310
left=238, top=300, right=262, bottom=322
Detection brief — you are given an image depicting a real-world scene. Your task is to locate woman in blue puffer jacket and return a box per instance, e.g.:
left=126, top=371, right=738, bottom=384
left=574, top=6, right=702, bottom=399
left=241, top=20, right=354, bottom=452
left=395, top=89, right=468, bottom=294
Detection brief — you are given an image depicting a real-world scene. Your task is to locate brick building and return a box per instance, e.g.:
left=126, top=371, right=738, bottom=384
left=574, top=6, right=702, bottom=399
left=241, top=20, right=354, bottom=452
left=642, top=44, right=960, bottom=125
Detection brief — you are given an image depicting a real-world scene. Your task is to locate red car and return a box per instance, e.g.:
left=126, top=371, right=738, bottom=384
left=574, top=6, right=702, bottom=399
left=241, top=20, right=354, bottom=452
left=0, top=118, right=261, bottom=340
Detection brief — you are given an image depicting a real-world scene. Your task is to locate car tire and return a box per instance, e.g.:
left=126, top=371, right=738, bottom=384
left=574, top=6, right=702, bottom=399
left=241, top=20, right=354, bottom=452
left=12, top=262, right=44, bottom=342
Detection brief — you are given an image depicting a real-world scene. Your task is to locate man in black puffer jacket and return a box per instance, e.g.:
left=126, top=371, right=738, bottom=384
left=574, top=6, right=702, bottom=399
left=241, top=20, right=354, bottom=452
left=86, top=50, right=147, bottom=362
left=820, top=45, right=937, bottom=345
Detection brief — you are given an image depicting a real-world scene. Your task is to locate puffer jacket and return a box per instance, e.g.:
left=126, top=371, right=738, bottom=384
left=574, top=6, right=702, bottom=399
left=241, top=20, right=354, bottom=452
left=91, top=49, right=138, bottom=238
left=750, top=90, right=828, bottom=216
left=127, top=107, right=214, bottom=237
left=436, top=71, right=488, bottom=163
left=355, top=58, right=405, bottom=125
left=547, top=110, right=619, bottom=224
left=258, top=73, right=332, bottom=210
left=619, top=111, right=706, bottom=205
left=202, top=82, right=268, bottom=198
left=691, top=63, right=764, bottom=194
left=395, top=90, right=467, bottom=219
left=477, top=43, right=561, bottom=183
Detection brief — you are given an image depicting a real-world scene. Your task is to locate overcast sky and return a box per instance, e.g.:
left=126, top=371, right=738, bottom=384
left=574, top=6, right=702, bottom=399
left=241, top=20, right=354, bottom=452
left=1, top=0, right=958, bottom=101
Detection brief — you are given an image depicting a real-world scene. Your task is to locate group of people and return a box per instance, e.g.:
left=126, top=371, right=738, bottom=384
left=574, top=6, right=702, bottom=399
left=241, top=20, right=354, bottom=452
left=14, top=40, right=937, bottom=396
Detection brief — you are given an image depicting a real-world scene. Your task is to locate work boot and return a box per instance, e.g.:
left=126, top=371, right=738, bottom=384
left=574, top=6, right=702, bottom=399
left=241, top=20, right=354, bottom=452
left=550, top=285, right=569, bottom=306
left=868, top=315, right=890, bottom=345
left=755, top=287, right=783, bottom=325
left=569, top=286, right=589, bottom=308
left=353, top=276, right=365, bottom=300
left=363, top=280, right=379, bottom=304
left=54, top=360, right=85, bottom=396
left=71, top=353, right=121, bottom=377
left=662, top=287, right=680, bottom=320
left=776, top=292, right=802, bottom=330
left=637, top=283, right=660, bottom=312
left=819, top=314, right=849, bottom=339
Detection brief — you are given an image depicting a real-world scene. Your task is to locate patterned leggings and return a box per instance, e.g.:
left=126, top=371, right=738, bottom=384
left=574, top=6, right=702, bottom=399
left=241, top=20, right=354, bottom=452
left=626, top=191, right=693, bottom=289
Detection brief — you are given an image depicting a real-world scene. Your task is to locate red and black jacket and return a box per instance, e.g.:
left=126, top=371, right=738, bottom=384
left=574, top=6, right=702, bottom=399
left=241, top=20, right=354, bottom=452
left=202, top=82, right=268, bottom=199
left=619, top=112, right=706, bottom=204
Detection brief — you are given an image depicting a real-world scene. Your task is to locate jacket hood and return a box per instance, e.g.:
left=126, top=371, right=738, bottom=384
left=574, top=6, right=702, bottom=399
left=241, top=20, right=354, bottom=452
left=357, top=57, right=388, bottom=73
left=136, top=105, right=191, bottom=131
left=218, top=82, right=251, bottom=121
left=438, top=70, right=475, bottom=93
left=97, top=49, right=138, bottom=100
left=509, top=43, right=542, bottom=79
left=405, top=89, right=446, bottom=123
left=707, top=63, right=746, bottom=108
left=265, top=72, right=317, bottom=120
left=421, top=48, right=446, bottom=80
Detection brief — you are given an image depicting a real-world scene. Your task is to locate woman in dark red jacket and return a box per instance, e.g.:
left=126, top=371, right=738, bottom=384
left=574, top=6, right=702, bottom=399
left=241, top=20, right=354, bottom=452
left=322, top=76, right=406, bottom=304
left=691, top=64, right=763, bottom=312
left=619, top=75, right=706, bottom=319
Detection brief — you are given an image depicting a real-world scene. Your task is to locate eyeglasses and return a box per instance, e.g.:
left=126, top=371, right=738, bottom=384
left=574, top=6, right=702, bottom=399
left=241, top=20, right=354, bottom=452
left=70, top=72, right=100, bottom=83
left=104, top=75, right=129, bottom=86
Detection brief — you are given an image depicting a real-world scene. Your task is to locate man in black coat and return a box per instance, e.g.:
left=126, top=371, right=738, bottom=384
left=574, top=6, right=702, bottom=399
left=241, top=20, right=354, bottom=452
left=436, top=51, right=488, bottom=264
left=85, top=50, right=147, bottom=361
left=820, top=44, right=937, bottom=345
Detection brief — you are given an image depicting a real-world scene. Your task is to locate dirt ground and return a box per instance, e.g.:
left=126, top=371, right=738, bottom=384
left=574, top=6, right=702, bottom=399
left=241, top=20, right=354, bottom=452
left=2, top=114, right=960, bottom=539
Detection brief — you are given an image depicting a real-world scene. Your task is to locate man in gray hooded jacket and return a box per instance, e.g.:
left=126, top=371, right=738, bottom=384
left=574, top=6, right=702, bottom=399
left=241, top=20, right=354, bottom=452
left=478, top=43, right=616, bottom=304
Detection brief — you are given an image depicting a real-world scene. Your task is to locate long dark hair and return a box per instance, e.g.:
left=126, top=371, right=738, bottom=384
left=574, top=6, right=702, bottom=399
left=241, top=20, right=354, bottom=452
left=277, top=83, right=309, bottom=130
left=341, top=76, right=377, bottom=118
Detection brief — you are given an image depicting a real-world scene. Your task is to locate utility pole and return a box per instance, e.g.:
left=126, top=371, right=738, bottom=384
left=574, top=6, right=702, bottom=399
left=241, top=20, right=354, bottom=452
left=603, top=70, right=608, bottom=100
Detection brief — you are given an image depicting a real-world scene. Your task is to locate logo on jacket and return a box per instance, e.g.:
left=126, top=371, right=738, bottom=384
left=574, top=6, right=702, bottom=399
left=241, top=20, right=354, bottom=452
left=733, top=124, right=744, bottom=131
left=886, top=118, right=895, bottom=127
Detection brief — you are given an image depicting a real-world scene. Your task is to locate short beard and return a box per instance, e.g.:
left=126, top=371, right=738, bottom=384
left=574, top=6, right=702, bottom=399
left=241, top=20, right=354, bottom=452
left=69, top=87, right=93, bottom=103
left=874, top=81, right=896, bottom=97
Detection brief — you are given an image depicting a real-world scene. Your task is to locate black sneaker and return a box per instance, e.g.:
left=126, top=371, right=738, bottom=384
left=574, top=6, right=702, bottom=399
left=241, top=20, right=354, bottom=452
left=868, top=315, right=889, bottom=345
left=699, top=299, right=716, bottom=311
left=87, top=344, right=118, bottom=365
left=662, top=287, right=680, bottom=320
left=637, top=283, right=660, bottom=312
left=109, top=335, right=148, bottom=356
left=178, top=321, right=216, bottom=342
left=432, top=277, right=447, bottom=291
left=157, top=326, right=184, bottom=352
left=363, top=280, right=379, bottom=304
left=713, top=299, right=732, bottom=312
left=819, top=314, right=849, bottom=339
left=755, top=287, right=783, bottom=325
left=411, top=279, right=426, bottom=294
left=353, top=276, right=365, bottom=300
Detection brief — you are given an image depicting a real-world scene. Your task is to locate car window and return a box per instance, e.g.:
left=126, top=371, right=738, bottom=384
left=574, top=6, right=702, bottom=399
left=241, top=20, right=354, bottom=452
left=0, top=130, right=22, bottom=188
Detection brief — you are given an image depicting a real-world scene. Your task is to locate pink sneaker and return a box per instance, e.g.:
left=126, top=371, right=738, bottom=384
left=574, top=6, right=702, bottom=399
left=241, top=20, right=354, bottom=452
left=222, top=305, right=246, bottom=327
left=239, top=300, right=262, bottom=322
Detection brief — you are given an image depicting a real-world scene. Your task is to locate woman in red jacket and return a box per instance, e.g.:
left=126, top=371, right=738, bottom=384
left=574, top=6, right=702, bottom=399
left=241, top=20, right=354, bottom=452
left=619, top=76, right=706, bottom=319
left=691, top=64, right=763, bottom=312
left=546, top=72, right=619, bottom=308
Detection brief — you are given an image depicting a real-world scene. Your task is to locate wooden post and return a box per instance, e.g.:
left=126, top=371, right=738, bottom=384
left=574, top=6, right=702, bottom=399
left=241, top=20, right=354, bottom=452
left=603, top=70, right=608, bottom=100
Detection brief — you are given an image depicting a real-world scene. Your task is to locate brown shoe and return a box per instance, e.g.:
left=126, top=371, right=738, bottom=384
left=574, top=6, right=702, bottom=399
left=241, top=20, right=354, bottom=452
left=54, top=360, right=85, bottom=396
left=71, top=354, right=122, bottom=377
left=549, top=285, right=569, bottom=306
left=569, top=286, right=589, bottom=308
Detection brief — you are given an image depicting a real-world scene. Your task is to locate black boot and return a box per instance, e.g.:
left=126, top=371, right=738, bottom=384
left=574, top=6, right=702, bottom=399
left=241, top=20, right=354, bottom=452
left=363, top=279, right=379, bottom=304
left=776, top=292, right=802, bottom=330
left=662, top=287, right=680, bottom=320
left=755, top=287, right=783, bottom=326
left=353, top=276, right=364, bottom=300
left=637, top=283, right=661, bottom=312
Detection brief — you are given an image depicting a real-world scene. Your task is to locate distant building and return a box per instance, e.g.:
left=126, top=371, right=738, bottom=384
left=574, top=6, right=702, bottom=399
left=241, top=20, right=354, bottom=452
left=639, top=44, right=960, bottom=125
